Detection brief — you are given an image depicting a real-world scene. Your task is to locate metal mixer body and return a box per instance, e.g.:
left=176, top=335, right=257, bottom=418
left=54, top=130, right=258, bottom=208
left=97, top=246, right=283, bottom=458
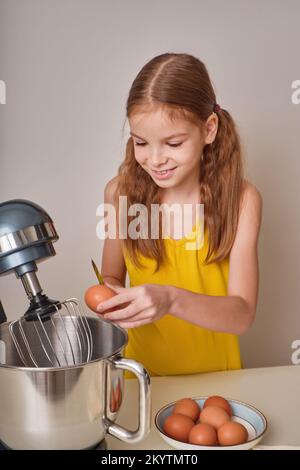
left=0, top=199, right=151, bottom=449
left=0, top=316, right=151, bottom=449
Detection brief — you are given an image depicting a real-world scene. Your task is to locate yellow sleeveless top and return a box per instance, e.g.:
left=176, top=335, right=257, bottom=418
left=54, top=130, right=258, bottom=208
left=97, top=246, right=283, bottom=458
left=123, top=223, right=242, bottom=377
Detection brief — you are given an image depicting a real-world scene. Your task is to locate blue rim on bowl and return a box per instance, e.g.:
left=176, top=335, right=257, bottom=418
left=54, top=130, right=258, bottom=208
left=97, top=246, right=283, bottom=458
left=155, top=397, right=268, bottom=450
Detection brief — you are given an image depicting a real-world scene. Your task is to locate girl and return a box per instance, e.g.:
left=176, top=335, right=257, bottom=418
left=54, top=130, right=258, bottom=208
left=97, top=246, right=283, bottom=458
left=98, top=53, right=262, bottom=376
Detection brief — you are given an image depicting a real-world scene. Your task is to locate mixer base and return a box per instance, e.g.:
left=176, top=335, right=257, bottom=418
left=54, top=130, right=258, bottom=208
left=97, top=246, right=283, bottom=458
left=0, top=439, right=108, bottom=450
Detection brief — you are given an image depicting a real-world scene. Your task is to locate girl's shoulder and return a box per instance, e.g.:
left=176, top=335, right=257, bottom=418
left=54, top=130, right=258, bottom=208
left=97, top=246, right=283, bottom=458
left=240, top=179, right=263, bottom=213
left=236, top=180, right=263, bottom=243
left=104, top=175, right=120, bottom=205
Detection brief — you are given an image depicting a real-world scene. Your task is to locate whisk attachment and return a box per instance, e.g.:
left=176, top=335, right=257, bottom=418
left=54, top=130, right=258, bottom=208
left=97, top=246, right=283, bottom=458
left=18, top=270, right=62, bottom=321
left=9, top=298, right=93, bottom=368
left=23, top=292, right=61, bottom=321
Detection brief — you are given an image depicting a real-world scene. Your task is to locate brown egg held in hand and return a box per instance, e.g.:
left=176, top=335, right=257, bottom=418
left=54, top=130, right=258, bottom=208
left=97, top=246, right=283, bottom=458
left=218, top=421, right=248, bottom=446
left=188, top=423, right=218, bottom=446
left=163, top=414, right=194, bottom=442
left=199, top=405, right=230, bottom=430
left=173, top=398, right=201, bottom=422
left=203, top=395, right=232, bottom=417
left=84, top=284, right=116, bottom=313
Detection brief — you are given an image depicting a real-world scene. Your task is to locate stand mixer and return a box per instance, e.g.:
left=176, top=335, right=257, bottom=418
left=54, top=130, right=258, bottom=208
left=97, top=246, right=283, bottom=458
left=0, top=199, right=151, bottom=450
left=0, top=199, right=93, bottom=367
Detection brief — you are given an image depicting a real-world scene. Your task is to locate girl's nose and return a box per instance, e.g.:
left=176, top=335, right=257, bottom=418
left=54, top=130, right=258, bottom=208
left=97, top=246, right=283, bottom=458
left=149, top=150, right=168, bottom=168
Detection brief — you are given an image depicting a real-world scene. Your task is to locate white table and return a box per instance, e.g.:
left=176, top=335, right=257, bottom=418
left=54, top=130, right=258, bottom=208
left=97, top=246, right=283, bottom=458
left=106, top=365, right=300, bottom=450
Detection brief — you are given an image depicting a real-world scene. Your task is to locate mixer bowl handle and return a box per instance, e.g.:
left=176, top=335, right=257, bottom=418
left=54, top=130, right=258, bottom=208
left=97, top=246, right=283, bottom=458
left=105, top=357, right=151, bottom=444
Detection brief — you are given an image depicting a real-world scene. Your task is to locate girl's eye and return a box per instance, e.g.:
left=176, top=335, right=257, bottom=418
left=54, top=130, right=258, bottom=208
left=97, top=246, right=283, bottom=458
left=135, top=142, right=182, bottom=147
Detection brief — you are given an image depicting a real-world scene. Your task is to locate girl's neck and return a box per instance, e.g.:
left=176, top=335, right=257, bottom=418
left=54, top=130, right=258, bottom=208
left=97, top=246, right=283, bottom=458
left=160, top=183, right=201, bottom=205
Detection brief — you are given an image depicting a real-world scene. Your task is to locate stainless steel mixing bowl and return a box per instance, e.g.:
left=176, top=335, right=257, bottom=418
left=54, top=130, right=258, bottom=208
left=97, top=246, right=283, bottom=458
left=0, top=316, right=151, bottom=449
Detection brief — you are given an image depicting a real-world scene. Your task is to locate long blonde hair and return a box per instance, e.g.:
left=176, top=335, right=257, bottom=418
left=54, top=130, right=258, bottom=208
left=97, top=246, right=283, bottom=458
left=115, top=53, right=245, bottom=272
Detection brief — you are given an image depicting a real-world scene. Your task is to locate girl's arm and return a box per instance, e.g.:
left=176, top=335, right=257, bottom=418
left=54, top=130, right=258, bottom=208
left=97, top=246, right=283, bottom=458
left=168, top=182, right=263, bottom=335
left=101, top=176, right=126, bottom=288
left=98, top=182, right=262, bottom=336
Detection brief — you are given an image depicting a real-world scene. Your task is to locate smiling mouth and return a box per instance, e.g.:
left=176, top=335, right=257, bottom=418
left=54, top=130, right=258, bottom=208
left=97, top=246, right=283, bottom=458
left=152, top=167, right=177, bottom=174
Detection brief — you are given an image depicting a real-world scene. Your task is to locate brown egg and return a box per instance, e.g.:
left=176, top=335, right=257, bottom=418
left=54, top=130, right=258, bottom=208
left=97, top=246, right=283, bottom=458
left=199, top=405, right=230, bottom=430
left=173, top=398, right=201, bottom=422
left=203, top=395, right=232, bottom=417
left=163, top=414, right=195, bottom=442
left=84, top=284, right=116, bottom=313
left=188, top=423, right=218, bottom=446
left=218, top=421, right=248, bottom=446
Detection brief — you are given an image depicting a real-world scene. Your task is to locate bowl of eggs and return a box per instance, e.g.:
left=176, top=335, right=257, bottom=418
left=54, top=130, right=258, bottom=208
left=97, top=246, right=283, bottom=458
left=155, top=395, right=267, bottom=450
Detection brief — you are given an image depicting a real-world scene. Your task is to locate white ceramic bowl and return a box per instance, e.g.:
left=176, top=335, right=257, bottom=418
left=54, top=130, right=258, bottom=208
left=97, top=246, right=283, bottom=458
left=155, top=397, right=268, bottom=450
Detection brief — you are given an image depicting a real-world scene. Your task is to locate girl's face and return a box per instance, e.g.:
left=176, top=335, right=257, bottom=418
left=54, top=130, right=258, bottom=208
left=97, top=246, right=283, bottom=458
left=129, top=107, right=216, bottom=190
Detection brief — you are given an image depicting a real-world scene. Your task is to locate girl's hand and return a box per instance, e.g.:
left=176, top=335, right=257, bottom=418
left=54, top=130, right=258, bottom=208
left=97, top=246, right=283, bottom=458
left=96, top=283, right=174, bottom=328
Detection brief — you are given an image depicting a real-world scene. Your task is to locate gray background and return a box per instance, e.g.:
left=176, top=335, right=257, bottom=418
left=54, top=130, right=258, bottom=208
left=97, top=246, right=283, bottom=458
left=0, top=0, right=299, bottom=368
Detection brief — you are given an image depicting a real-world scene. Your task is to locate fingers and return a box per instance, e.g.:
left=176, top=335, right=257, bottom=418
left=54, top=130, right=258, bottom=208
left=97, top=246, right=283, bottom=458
left=97, top=284, right=142, bottom=312
left=106, top=306, right=154, bottom=325
left=103, top=304, right=140, bottom=321
left=98, top=284, right=149, bottom=313
left=96, top=291, right=132, bottom=312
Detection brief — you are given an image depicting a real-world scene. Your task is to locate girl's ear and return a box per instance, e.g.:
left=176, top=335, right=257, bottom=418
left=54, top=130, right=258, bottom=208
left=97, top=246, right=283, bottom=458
left=204, top=113, right=219, bottom=145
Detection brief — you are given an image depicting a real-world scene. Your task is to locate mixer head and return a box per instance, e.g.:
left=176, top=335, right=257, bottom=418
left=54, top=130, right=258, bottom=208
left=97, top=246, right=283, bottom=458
left=0, top=199, right=93, bottom=367
left=0, top=199, right=62, bottom=319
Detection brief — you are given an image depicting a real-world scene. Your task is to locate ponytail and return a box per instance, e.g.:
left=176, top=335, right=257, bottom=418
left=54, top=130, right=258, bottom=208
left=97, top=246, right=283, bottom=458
left=201, top=107, right=244, bottom=263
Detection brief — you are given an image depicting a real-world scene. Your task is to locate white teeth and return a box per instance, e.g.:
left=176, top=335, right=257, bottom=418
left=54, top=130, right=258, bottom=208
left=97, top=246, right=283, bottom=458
left=156, top=169, right=172, bottom=174
left=153, top=167, right=176, bottom=175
